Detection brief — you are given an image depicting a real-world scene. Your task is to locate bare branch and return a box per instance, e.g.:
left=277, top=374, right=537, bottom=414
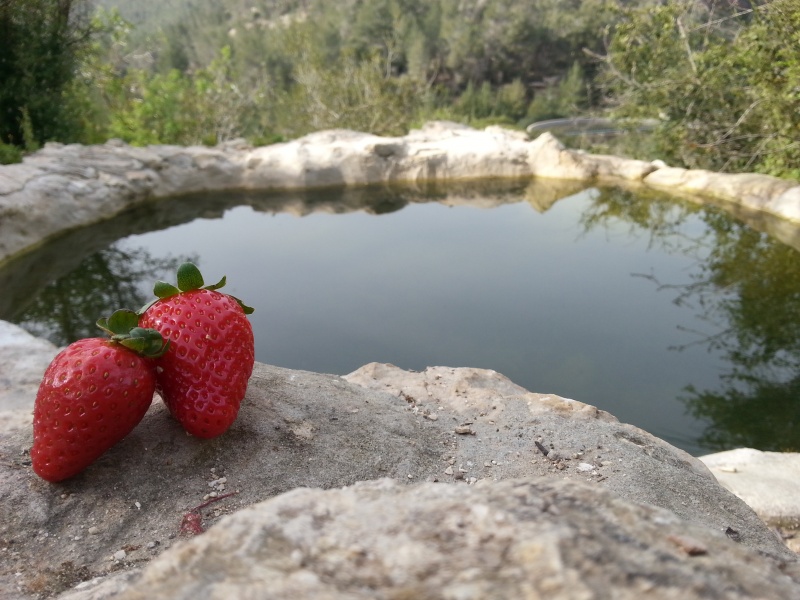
left=582, top=47, right=643, bottom=90
left=676, top=16, right=698, bottom=75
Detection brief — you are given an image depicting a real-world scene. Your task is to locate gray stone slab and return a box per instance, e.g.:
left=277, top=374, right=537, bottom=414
left=1, top=359, right=797, bottom=598
left=701, top=448, right=800, bottom=528
left=61, top=478, right=800, bottom=600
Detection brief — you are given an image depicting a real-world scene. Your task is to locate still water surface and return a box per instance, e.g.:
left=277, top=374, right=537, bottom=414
left=4, top=181, right=800, bottom=456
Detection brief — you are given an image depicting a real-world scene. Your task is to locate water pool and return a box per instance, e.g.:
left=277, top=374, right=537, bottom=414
left=4, top=179, right=799, bottom=455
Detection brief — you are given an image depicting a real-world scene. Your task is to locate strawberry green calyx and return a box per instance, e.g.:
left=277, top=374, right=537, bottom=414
left=96, top=309, right=169, bottom=358
left=144, top=262, right=254, bottom=315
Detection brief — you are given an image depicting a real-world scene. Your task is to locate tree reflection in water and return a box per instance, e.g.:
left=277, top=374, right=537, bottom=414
left=15, top=247, right=194, bottom=347
left=581, top=188, right=800, bottom=452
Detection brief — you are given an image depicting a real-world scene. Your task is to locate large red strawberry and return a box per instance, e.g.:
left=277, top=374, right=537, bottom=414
left=31, top=310, right=167, bottom=482
left=139, top=262, right=254, bottom=439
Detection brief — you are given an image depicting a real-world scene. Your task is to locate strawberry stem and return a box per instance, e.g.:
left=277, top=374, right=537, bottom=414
left=97, top=309, right=169, bottom=358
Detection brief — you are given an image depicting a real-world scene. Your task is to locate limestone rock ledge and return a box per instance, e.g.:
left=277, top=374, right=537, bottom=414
left=2, top=121, right=800, bottom=266
left=2, top=321, right=800, bottom=598
left=60, top=478, right=800, bottom=600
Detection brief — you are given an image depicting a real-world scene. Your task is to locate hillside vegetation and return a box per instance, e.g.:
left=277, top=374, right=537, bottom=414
left=2, top=0, right=797, bottom=179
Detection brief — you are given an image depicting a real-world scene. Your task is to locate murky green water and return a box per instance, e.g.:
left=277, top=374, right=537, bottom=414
left=3, top=179, right=800, bottom=456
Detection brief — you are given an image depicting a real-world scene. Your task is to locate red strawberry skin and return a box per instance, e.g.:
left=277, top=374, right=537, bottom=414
left=31, top=338, right=156, bottom=482
left=139, top=288, right=255, bottom=438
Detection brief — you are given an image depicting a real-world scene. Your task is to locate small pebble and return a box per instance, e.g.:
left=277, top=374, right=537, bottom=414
left=88, top=526, right=100, bottom=535
left=135, top=501, right=141, bottom=510
left=425, top=413, right=439, bottom=421
left=725, top=527, right=741, bottom=542
left=668, top=534, right=708, bottom=556
left=444, top=466, right=454, bottom=475
left=577, top=463, right=595, bottom=473
left=113, top=550, right=126, bottom=561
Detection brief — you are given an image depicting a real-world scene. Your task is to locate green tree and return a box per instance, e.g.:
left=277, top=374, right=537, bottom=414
left=265, top=24, right=421, bottom=138
left=0, top=0, right=95, bottom=147
left=60, top=8, right=133, bottom=144
left=599, top=0, right=800, bottom=178
left=349, top=0, right=395, bottom=58
left=106, top=45, right=269, bottom=145
left=527, top=61, right=588, bottom=122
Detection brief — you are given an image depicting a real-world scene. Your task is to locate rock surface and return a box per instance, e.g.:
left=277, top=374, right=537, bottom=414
left=700, top=448, right=800, bottom=552
left=644, top=167, right=800, bottom=221
left=1, top=345, right=798, bottom=598
left=60, top=478, right=800, bottom=600
left=0, top=321, right=59, bottom=431
left=3, top=122, right=800, bottom=266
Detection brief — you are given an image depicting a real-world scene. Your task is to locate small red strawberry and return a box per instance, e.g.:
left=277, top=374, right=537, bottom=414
left=31, top=310, right=167, bottom=482
left=139, top=262, right=254, bottom=439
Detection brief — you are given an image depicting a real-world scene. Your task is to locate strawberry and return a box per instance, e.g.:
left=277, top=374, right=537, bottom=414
left=139, top=262, right=254, bottom=439
left=31, top=310, right=167, bottom=482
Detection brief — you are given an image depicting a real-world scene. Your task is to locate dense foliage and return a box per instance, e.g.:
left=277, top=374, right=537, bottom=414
left=2, top=0, right=616, bottom=151
left=94, top=0, right=619, bottom=143
left=1, top=0, right=798, bottom=179
left=0, top=0, right=94, bottom=152
left=600, top=0, right=800, bottom=178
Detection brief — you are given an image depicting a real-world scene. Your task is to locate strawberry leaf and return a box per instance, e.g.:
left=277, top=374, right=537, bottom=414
left=177, top=262, right=205, bottom=291
left=154, top=281, right=180, bottom=299
left=204, top=275, right=227, bottom=291
left=97, top=309, right=140, bottom=336
left=231, top=295, right=255, bottom=315
left=97, top=310, right=169, bottom=357
left=121, top=327, right=170, bottom=357
left=96, top=316, right=110, bottom=334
